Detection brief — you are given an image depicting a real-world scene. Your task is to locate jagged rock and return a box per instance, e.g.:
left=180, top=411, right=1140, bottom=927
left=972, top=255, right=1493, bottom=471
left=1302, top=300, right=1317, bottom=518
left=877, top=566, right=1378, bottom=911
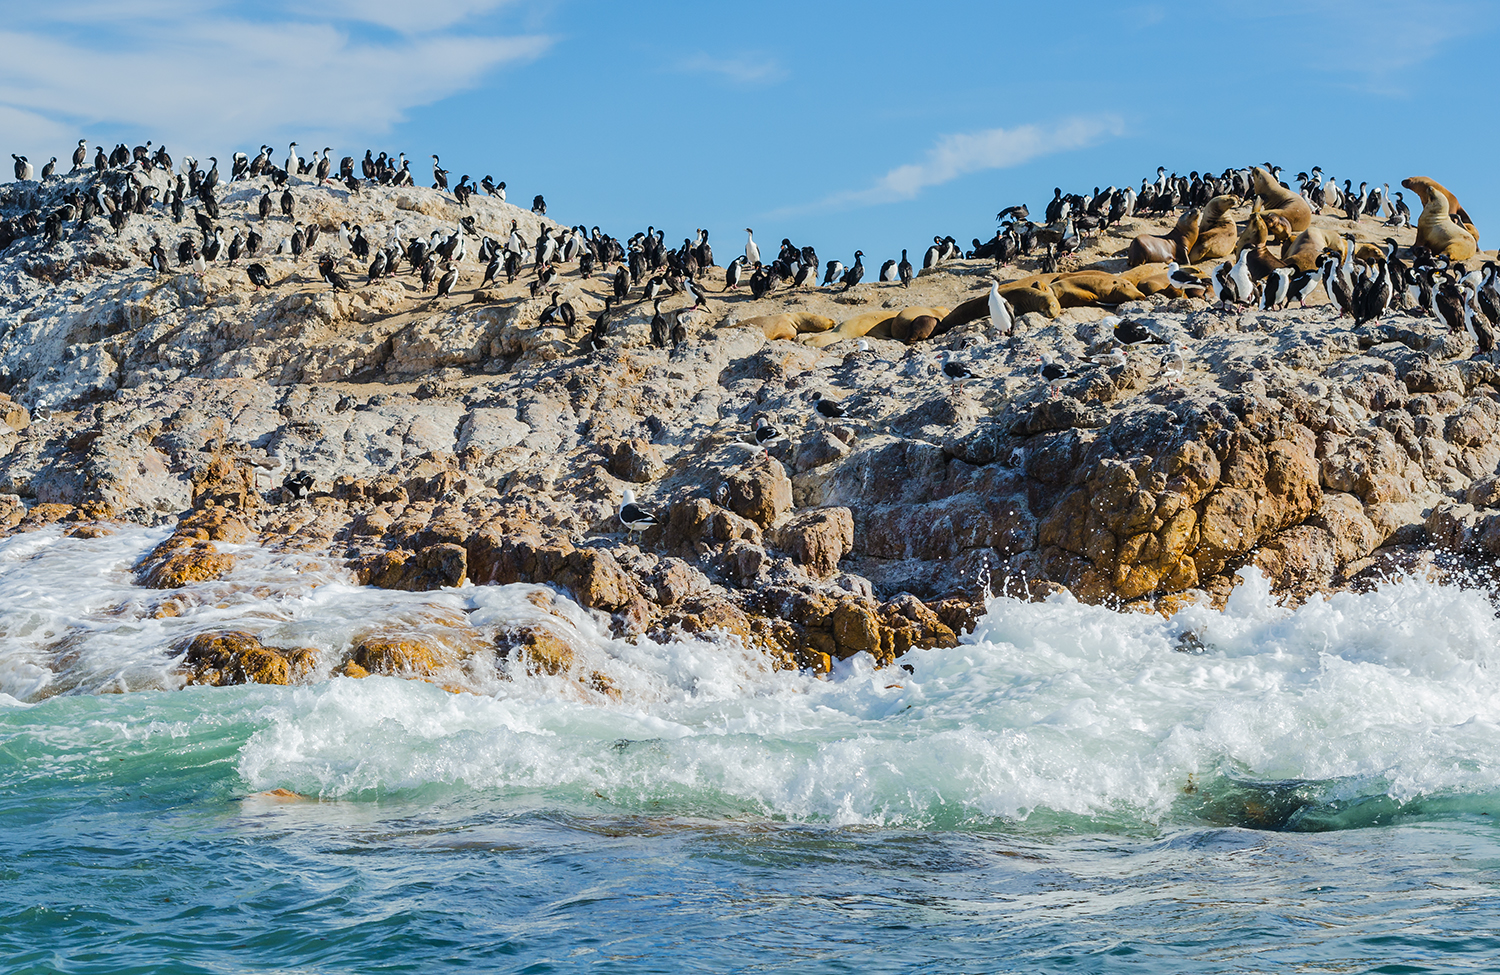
left=353, top=543, right=468, bottom=591
left=722, top=459, right=793, bottom=528
left=496, top=623, right=575, bottom=676
left=349, top=636, right=444, bottom=676
left=180, top=631, right=316, bottom=686
left=609, top=438, right=667, bottom=483
left=775, top=507, right=854, bottom=578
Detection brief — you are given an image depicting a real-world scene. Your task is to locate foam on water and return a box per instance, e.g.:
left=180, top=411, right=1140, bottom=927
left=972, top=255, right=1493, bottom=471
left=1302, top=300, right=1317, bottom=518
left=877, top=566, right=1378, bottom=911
left=4, top=525, right=1500, bottom=831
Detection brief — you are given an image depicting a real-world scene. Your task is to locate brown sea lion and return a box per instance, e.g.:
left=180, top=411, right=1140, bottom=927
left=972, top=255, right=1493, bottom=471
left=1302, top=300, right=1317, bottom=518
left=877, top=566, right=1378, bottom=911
left=743, top=311, right=835, bottom=341
left=1281, top=227, right=1347, bottom=272
left=1233, top=214, right=1287, bottom=280
left=799, top=310, right=894, bottom=348
left=1402, top=176, right=1479, bottom=243
left=1127, top=208, right=1200, bottom=267
left=1188, top=196, right=1240, bottom=264
left=936, top=281, right=1060, bottom=334
left=1262, top=212, right=1293, bottom=244
left=1403, top=178, right=1478, bottom=260
left=1054, top=270, right=1146, bottom=306
left=889, top=306, right=950, bottom=343
left=1250, top=166, right=1312, bottom=233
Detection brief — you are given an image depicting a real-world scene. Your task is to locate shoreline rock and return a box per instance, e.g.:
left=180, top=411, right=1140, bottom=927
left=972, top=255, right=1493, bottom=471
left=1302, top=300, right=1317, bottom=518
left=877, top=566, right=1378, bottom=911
left=4, top=170, right=1498, bottom=685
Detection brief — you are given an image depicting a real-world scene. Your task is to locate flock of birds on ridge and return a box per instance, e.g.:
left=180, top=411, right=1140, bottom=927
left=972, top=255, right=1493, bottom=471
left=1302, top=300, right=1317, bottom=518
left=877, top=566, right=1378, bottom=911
left=3, top=142, right=1500, bottom=528
left=3, top=141, right=1498, bottom=364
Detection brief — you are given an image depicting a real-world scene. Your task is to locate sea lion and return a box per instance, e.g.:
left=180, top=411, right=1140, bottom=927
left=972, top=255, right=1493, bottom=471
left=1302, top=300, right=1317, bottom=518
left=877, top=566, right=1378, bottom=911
left=1234, top=214, right=1287, bottom=280
left=1250, top=166, right=1312, bottom=233
left=1188, top=196, right=1241, bottom=264
left=889, top=306, right=951, bottom=343
left=1402, top=176, right=1479, bottom=243
left=1262, top=212, right=1293, bottom=244
left=744, top=313, right=799, bottom=341
left=799, top=310, right=895, bottom=348
left=937, top=281, right=1060, bottom=334
left=1127, top=208, right=1200, bottom=267
left=1281, top=227, right=1347, bottom=271
left=744, top=311, right=834, bottom=341
left=998, top=280, right=1062, bottom=318
left=1053, top=270, right=1146, bottom=306
left=1403, top=177, right=1478, bottom=260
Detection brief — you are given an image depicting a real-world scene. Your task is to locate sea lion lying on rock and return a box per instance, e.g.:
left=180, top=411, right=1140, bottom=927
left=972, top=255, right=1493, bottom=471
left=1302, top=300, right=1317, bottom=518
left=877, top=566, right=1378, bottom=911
left=1250, top=166, right=1312, bottom=233
left=889, top=306, right=951, bottom=343
left=937, top=281, right=1061, bottom=335
left=1051, top=270, right=1145, bottom=307
left=1402, top=176, right=1478, bottom=260
left=745, top=311, right=835, bottom=341
left=799, top=310, right=893, bottom=348
left=1127, top=208, right=1200, bottom=267
left=1188, top=196, right=1241, bottom=264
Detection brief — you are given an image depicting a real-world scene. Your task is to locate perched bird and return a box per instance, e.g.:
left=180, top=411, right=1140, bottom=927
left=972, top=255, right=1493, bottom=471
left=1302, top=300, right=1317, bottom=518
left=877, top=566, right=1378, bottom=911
left=753, top=416, right=783, bottom=454
left=744, top=228, right=760, bottom=267
left=1112, top=318, right=1166, bottom=346
left=942, top=355, right=974, bottom=390
left=650, top=298, right=670, bottom=348
left=988, top=281, right=1014, bottom=336
left=898, top=249, right=913, bottom=288
left=435, top=263, right=457, bottom=299
left=879, top=258, right=898, bottom=283
left=840, top=251, right=865, bottom=290
left=589, top=297, right=613, bottom=351
left=317, top=256, right=350, bottom=292
left=811, top=392, right=846, bottom=418
left=822, top=260, right=845, bottom=286
left=618, top=489, right=658, bottom=536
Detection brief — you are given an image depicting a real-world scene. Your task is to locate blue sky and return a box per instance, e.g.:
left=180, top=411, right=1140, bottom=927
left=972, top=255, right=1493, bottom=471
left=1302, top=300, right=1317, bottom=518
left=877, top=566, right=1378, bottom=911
left=3, top=1, right=1496, bottom=264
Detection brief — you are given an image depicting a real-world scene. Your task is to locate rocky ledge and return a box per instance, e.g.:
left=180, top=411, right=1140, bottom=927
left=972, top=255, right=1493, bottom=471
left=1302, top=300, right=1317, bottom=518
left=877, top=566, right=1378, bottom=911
left=2, top=164, right=1497, bottom=688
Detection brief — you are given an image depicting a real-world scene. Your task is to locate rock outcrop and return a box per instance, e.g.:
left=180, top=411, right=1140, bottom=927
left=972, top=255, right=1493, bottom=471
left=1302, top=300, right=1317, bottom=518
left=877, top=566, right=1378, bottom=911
left=3, top=162, right=1498, bottom=686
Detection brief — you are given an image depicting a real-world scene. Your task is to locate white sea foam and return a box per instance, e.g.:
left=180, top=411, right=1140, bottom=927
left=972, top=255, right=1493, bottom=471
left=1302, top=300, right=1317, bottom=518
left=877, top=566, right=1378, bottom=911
left=5, top=526, right=1500, bottom=828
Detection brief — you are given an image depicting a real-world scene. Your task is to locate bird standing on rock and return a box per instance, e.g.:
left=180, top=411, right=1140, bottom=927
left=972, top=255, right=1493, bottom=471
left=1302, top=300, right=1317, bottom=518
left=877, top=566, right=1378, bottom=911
left=650, top=299, right=670, bottom=348
left=840, top=251, right=865, bottom=290
left=618, top=489, right=658, bottom=537
left=317, top=256, right=350, bottom=292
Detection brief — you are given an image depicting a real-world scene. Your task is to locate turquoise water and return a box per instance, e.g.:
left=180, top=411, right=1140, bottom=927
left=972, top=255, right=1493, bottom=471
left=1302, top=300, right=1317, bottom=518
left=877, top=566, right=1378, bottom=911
left=3, top=528, right=1500, bottom=972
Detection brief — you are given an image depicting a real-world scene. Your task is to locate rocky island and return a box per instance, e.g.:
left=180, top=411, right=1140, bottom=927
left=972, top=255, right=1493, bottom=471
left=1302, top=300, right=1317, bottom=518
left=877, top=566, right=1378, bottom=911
left=1, top=149, right=1495, bottom=689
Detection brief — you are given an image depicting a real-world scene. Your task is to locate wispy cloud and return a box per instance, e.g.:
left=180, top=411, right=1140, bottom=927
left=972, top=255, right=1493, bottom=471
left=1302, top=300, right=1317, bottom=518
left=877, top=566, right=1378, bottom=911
left=0, top=3, right=550, bottom=159
left=676, top=52, right=786, bottom=87
left=782, top=115, right=1124, bottom=216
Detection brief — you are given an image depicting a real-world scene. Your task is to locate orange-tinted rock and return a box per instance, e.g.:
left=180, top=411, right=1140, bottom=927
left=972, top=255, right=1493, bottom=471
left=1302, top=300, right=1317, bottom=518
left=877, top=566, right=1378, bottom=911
left=722, top=459, right=793, bottom=528
left=609, top=438, right=667, bottom=483
left=349, top=636, right=443, bottom=676
left=353, top=543, right=468, bottom=591
left=180, top=631, right=315, bottom=686
left=496, top=623, right=575, bottom=676
left=775, top=507, right=854, bottom=578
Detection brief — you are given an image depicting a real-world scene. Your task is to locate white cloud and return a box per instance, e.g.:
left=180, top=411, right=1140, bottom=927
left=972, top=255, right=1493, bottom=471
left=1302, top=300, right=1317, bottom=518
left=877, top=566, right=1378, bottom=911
left=795, top=115, right=1125, bottom=213
left=677, top=53, right=786, bottom=87
left=0, top=4, right=550, bottom=163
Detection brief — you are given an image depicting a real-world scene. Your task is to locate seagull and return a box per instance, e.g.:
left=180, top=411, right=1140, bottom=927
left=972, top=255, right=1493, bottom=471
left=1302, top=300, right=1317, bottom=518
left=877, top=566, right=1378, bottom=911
left=942, top=354, right=974, bottom=392
left=753, top=416, right=783, bottom=455
left=1159, top=345, right=1186, bottom=384
left=618, top=489, right=658, bottom=536
left=1086, top=347, right=1128, bottom=369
